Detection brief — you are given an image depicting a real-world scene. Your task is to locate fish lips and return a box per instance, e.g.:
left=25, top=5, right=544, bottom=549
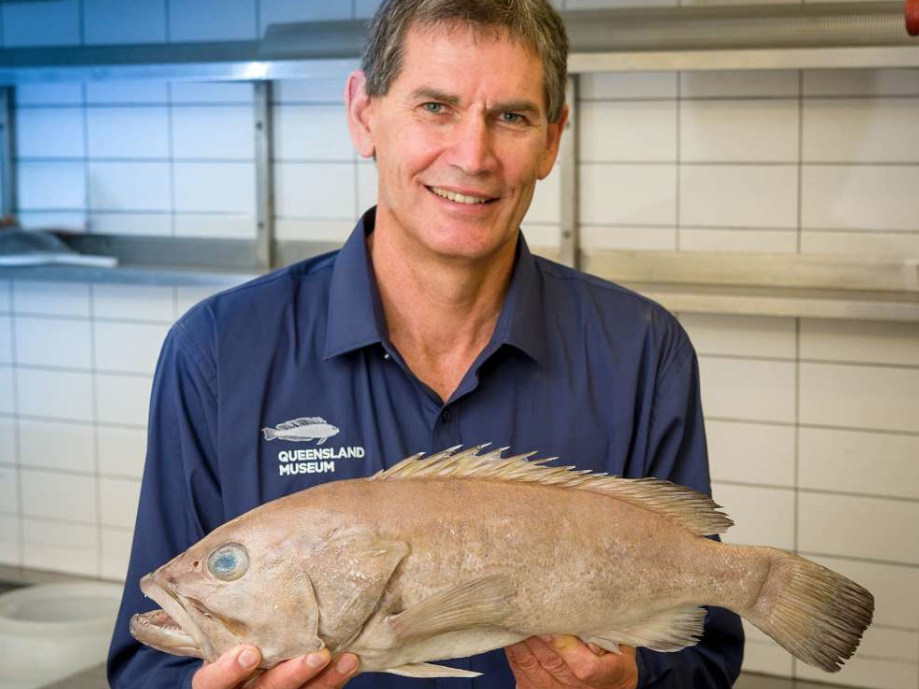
left=131, top=574, right=216, bottom=661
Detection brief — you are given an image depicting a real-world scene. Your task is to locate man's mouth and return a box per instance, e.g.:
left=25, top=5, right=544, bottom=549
left=427, top=186, right=497, bottom=205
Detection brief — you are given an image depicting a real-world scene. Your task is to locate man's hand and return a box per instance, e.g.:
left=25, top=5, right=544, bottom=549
left=191, top=645, right=359, bottom=689
left=506, top=636, right=638, bottom=689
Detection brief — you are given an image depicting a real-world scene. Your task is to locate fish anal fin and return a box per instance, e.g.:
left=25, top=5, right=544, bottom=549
left=389, top=576, right=514, bottom=641
left=594, top=605, right=707, bottom=653
left=582, top=636, right=621, bottom=655
left=384, top=663, right=482, bottom=678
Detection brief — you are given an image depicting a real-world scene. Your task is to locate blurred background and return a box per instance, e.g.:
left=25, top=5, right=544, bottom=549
left=0, top=1, right=917, bottom=688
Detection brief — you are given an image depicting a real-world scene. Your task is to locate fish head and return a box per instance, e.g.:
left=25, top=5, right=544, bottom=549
left=329, top=425, right=340, bottom=436
left=130, top=513, right=323, bottom=667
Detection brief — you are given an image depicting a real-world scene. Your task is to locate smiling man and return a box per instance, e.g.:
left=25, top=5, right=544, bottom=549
left=108, top=1, right=743, bottom=688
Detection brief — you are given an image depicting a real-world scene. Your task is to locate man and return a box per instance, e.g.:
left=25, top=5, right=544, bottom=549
left=108, top=0, right=744, bottom=687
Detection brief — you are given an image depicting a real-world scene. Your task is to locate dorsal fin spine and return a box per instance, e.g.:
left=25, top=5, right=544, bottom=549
left=368, top=446, right=733, bottom=537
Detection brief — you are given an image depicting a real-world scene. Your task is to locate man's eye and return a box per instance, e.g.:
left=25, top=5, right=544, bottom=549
left=501, top=112, right=525, bottom=124
left=423, top=102, right=444, bottom=114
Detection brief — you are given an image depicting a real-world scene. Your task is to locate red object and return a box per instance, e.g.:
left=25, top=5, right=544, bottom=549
left=908, top=0, right=919, bottom=37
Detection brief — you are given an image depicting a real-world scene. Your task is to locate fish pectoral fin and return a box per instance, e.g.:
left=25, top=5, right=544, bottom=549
left=388, top=575, right=514, bottom=641
left=599, top=605, right=707, bottom=653
left=317, top=437, right=326, bottom=445
left=384, top=663, right=482, bottom=678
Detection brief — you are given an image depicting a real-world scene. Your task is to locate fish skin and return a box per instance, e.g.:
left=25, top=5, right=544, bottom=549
left=131, top=446, right=873, bottom=678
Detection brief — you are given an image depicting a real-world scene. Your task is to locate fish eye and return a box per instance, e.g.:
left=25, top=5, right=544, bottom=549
left=207, top=543, right=249, bottom=582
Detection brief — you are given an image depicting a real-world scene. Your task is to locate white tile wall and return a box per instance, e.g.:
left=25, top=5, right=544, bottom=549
left=168, top=0, right=257, bottom=42
left=95, top=375, right=153, bottom=426
left=94, top=322, right=170, bottom=374
left=799, top=427, right=919, bottom=501
left=0, top=466, right=18, bottom=513
left=580, top=164, right=676, bottom=225
left=799, top=492, right=919, bottom=565
left=22, top=519, right=97, bottom=576
left=2, top=0, right=81, bottom=48
left=98, top=426, right=147, bottom=480
left=680, top=165, right=798, bottom=229
left=21, top=469, right=97, bottom=523
left=86, top=108, right=170, bottom=159
left=2, top=24, right=918, bottom=683
left=88, top=161, right=172, bottom=212
left=83, top=0, right=167, bottom=46
left=706, top=420, right=795, bottom=487
left=172, top=106, right=255, bottom=160
left=681, top=99, right=798, bottom=163
left=0, top=417, right=15, bottom=465
left=802, top=165, right=919, bottom=232
left=18, top=419, right=95, bottom=473
left=15, top=108, right=85, bottom=159
left=698, top=357, right=796, bottom=423
left=579, top=101, right=676, bottom=162
left=799, top=362, right=919, bottom=433
left=712, top=483, right=796, bottom=550
left=16, top=369, right=94, bottom=422
left=99, top=477, right=142, bottom=528
left=14, top=317, right=92, bottom=369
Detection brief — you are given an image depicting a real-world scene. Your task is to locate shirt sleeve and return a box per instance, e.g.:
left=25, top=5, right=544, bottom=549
left=107, top=317, right=224, bottom=689
left=635, top=334, right=745, bottom=687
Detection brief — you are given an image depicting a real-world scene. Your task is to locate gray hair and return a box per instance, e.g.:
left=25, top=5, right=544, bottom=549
left=361, top=0, right=569, bottom=123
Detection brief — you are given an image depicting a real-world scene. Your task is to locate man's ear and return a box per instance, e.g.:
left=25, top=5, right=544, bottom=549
left=537, top=103, right=569, bottom=181
left=346, top=69, right=376, bottom=159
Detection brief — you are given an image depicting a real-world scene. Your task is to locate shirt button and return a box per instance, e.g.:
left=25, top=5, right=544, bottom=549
left=383, top=352, right=391, bottom=360
left=441, top=409, right=452, bottom=423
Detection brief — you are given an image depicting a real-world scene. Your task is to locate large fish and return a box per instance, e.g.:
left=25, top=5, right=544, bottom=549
left=131, top=446, right=873, bottom=678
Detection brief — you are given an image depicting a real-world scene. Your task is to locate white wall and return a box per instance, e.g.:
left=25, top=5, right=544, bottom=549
left=1, top=2, right=918, bottom=688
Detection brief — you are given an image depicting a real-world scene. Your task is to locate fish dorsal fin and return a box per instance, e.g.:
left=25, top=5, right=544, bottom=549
left=369, top=445, right=732, bottom=537
left=278, top=417, right=326, bottom=429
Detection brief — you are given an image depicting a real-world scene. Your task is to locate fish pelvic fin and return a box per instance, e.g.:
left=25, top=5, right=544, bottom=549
left=384, top=663, right=482, bottom=679
left=591, top=605, right=707, bottom=653
left=388, top=575, right=515, bottom=641
left=369, top=445, right=732, bottom=537
left=743, top=548, right=874, bottom=673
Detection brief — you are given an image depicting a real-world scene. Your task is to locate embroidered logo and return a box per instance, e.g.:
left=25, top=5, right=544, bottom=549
left=261, top=416, right=366, bottom=477
left=262, top=417, right=340, bottom=445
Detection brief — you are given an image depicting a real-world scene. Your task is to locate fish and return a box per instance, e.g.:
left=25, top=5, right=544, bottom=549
left=131, top=445, right=874, bottom=679
left=261, top=417, right=340, bottom=445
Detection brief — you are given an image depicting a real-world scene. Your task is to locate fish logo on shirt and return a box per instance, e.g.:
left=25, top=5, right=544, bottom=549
left=262, top=417, right=340, bottom=445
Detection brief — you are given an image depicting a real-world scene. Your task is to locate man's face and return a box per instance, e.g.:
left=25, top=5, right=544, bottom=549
left=357, top=24, right=566, bottom=263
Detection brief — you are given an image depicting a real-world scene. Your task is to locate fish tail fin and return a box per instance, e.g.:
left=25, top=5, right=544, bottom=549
left=745, top=548, right=873, bottom=672
left=262, top=428, right=278, bottom=441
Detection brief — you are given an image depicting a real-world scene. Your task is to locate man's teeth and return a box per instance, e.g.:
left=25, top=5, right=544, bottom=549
left=431, top=187, right=491, bottom=205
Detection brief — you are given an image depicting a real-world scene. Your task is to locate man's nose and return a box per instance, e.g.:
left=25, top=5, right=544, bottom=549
left=446, top=115, right=497, bottom=176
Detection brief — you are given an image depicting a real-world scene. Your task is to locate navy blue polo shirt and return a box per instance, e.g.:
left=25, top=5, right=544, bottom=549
left=109, top=207, right=743, bottom=689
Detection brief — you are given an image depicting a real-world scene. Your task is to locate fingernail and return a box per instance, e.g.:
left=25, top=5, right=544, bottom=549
left=238, top=649, right=259, bottom=669
left=539, top=635, right=554, bottom=643
left=336, top=654, right=358, bottom=675
left=306, top=651, right=328, bottom=669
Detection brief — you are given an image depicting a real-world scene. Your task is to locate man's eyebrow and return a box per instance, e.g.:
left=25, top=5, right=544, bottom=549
left=489, top=100, right=541, bottom=116
left=410, top=88, right=460, bottom=106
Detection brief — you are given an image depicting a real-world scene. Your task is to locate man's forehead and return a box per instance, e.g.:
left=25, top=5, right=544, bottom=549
left=394, top=22, right=547, bottom=105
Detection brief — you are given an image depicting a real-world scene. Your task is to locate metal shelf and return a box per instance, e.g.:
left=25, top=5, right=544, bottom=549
left=0, top=3, right=916, bottom=84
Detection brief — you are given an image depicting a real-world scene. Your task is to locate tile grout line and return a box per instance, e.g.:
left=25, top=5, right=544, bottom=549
left=8, top=280, right=23, bottom=567
left=797, top=70, right=804, bottom=255
left=675, top=71, right=681, bottom=252
left=89, top=281, right=103, bottom=579
left=167, top=82, right=176, bottom=237
left=81, top=82, right=91, bottom=231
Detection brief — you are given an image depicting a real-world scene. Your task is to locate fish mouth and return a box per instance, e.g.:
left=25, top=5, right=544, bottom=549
left=130, top=575, right=214, bottom=661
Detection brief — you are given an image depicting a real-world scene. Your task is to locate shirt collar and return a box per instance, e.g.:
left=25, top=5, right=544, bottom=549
left=324, top=207, right=547, bottom=366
